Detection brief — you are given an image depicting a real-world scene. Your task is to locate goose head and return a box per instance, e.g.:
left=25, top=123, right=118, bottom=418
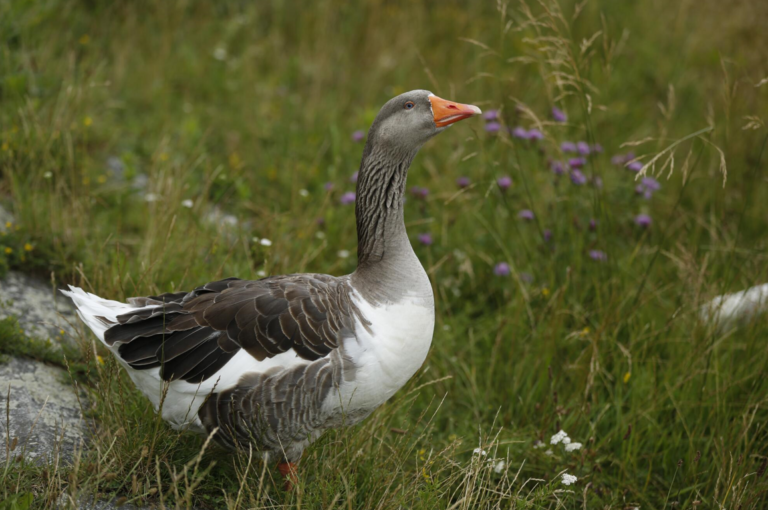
left=366, top=90, right=481, bottom=154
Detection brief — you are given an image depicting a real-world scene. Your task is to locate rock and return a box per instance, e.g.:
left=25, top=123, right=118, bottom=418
left=0, top=267, right=86, bottom=464
left=0, top=356, right=86, bottom=464
left=0, top=271, right=79, bottom=349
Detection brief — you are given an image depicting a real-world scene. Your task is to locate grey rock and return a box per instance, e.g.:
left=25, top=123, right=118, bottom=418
left=0, top=271, right=79, bottom=349
left=0, top=356, right=86, bottom=464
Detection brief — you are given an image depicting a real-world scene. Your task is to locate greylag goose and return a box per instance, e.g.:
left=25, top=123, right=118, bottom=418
left=62, top=90, right=481, bottom=489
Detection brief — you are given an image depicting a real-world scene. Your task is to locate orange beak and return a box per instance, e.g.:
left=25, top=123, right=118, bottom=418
left=429, top=95, right=482, bottom=128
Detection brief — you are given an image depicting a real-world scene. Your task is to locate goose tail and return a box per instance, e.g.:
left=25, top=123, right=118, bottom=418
left=60, top=286, right=136, bottom=344
left=700, top=283, right=768, bottom=329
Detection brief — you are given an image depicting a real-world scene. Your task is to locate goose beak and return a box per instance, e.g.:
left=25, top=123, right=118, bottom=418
left=429, top=95, right=482, bottom=128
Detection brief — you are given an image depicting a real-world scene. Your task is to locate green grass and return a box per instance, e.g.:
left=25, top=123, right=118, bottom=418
left=2, top=0, right=768, bottom=507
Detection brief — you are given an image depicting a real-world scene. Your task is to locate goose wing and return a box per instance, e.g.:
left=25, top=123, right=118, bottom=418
left=103, top=275, right=364, bottom=384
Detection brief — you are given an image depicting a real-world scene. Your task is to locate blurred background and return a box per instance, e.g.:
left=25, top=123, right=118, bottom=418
left=1, top=0, right=768, bottom=507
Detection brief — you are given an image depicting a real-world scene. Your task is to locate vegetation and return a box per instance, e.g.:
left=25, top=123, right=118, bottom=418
left=1, top=0, right=767, bottom=507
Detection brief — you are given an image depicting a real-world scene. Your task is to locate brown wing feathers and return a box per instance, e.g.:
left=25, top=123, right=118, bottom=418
left=102, top=275, right=361, bottom=384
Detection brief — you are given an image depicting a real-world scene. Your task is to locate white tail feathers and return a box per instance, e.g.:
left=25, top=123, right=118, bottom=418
left=60, top=286, right=138, bottom=344
left=700, top=283, right=768, bottom=329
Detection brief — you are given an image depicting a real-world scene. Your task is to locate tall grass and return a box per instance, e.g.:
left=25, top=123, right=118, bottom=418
left=1, top=0, right=768, bottom=507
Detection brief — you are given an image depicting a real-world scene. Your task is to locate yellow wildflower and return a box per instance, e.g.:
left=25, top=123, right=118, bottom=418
left=97, top=174, right=107, bottom=184
left=4, top=247, right=12, bottom=254
left=1, top=141, right=8, bottom=151
left=83, top=116, right=93, bottom=127
left=79, top=34, right=90, bottom=45
left=97, top=355, right=105, bottom=365
left=542, top=287, right=550, bottom=297
left=60, top=329, right=65, bottom=336
left=159, top=153, right=169, bottom=162
left=623, top=372, right=631, bottom=384
left=5, top=222, right=11, bottom=229
left=24, top=243, right=33, bottom=252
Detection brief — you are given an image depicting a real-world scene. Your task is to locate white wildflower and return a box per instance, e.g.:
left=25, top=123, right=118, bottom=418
left=256, top=270, right=266, bottom=277
left=315, top=231, right=326, bottom=239
left=493, top=460, right=505, bottom=473
left=181, top=199, right=193, bottom=208
left=533, top=440, right=545, bottom=449
left=562, top=436, right=571, bottom=445
left=561, top=473, right=577, bottom=486
left=544, top=449, right=553, bottom=456
left=259, top=238, right=272, bottom=247
left=144, top=193, right=159, bottom=203
left=213, top=47, right=228, bottom=61
left=472, top=448, right=487, bottom=457
left=565, top=442, right=582, bottom=452
left=337, top=249, right=350, bottom=259
left=550, top=430, right=569, bottom=445
left=299, top=189, right=309, bottom=197
left=43, top=171, right=53, bottom=179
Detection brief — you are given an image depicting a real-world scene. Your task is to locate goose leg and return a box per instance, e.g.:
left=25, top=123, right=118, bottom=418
left=277, top=461, right=299, bottom=491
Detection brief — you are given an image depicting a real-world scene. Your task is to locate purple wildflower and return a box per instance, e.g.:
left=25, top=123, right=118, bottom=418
left=518, top=209, right=535, bottom=221
left=552, top=107, right=567, bottom=122
left=635, top=214, right=652, bottom=228
left=456, top=176, right=471, bottom=188
left=316, top=217, right=325, bottom=226
left=576, top=141, right=591, bottom=156
left=626, top=161, right=643, bottom=172
left=561, top=141, right=577, bottom=153
left=611, top=154, right=626, bottom=165
left=588, top=218, right=598, bottom=231
left=592, top=176, right=603, bottom=189
left=418, top=233, right=433, bottom=245
left=543, top=229, right=553, bottom=242
left=527, top=129, right=544, bottom=141
left=568, top=157, right=587, bottom=169
left=551, top=160, right=565, bottom=175
left=494, top=262, right=511, bottom=276
left=511, top=127, right=529, bottom=139
left=641, top=177, right=661, bottom=191
left=324, top=182, right=334, bottom=191
left=340, top=191, right=356, bottom=205
left=570, top=169, right=587, bottom=185
left=635, top=184, right=644, bottom=195
left=483, top=110, right=500, bottom=121
left=350, top=171, right=358, bottom=183
left=497, top=176, right=512, bottom=191
left=485, top=122, right=501, bottom=133
left=410, top=186, right=429, bottom=199
left=592, top=143, right=604, bottom=153
left=589, top=250, right=608, bottom=262
left=352, top=130, right=365, bottom=142
left=520, top=272, right=534, bottom=283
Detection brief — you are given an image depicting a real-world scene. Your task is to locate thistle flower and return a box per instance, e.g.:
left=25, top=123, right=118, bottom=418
left=552, top=106, right=567, bottom=122
left=418, top=233, right=433, bottom=245
left=340, top=191, right=356, bottom=205
left=324, top=182, right=334, bottom=191
left=410, top=186, right=429, bottom=199
left=511, top=126, right=529, bottom=139
left=568, top=157, right=587, bottom=169
left=561, top=141, right=577, bottom=153
left=570, top=169, right=587, bottom=185
left=561, top=473, right=578, bottom=486
left=543, top=229, right=553, bottom=242
left=527, top=129, right=544, bottom=141
left=494, top=262, right=510, bottom=276
left=485, top=122, right=501, bottom=133
left=351, top=130, right=365, bottom=142
left=551, top=161, right=565, bottom=175
left=456, top=176, right=471, bottom=188
left=592, top=143, right=604, bottom=153
left=626, top=161, right=643, bottom=172
left=350, top=171, right=358, bottom=183
left=518, top=209, right=535, bottom=221
left=497, top=176, right=512, bottom=191
left=635, top=213, right=652, bottom=227
left=588, top=218, right=597, bottom=231
left=589, top=249, right=607, bottom=262
left=638, top=177, right=661, bottom=199
left=483, top=110, right=500, bottom=121
left=576, top=141, right=591, bottom=155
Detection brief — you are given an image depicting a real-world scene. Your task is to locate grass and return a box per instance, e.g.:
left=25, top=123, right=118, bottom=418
left=1, top=0, right=768, bottom=507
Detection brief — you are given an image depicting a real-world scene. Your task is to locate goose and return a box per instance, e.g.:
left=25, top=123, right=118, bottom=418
left=62, top=90, right=481, bottom=489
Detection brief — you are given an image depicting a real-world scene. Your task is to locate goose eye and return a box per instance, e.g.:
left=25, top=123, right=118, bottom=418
left=404, top=101, right=415, bottom=110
